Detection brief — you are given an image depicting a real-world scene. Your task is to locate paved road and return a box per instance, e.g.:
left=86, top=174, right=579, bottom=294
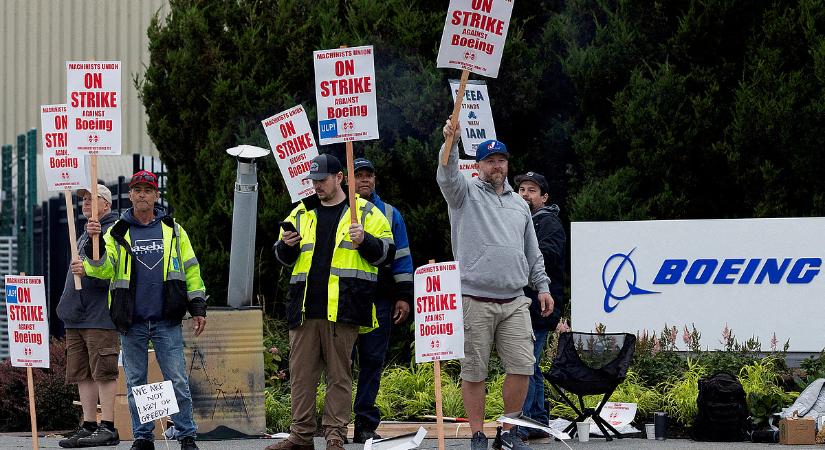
left=0, top=435, right=798, bottom=449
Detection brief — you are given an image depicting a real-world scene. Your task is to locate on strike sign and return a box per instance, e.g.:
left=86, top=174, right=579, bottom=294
left=437, top=0, right=514, bottom=78
left=4, top=276, right=50, bottom=368
left=414, top=262, right=464, bottom=363
left=449, top=79, right=496, bottom=156
left=41, top=104, right=89, bottom=191
left=66, top=61, right=122, bottom=155
left=458, top=160, right=479, bottom=180
left=262, top=105, right=319, bottom=202
left=313, top=46, right=379, bottom=145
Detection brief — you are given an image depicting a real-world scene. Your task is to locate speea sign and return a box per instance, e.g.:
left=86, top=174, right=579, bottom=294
left=573, top=218, right=825, bottom=352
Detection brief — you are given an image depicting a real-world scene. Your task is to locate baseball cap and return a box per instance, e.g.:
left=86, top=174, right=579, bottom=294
left=129, top=170, right=159, bottom=190
left=303, top=154, right=342, bottom=181
left=475, top=139, right=509, bottom=162
left=353, top=157, right=375, bottom=173
left=514, top=171, right=550, bottom=195
left=77, top=184, right=112, bottom=205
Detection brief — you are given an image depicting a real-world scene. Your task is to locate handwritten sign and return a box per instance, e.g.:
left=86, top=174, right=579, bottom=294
left=41, top=104, right=89, bottom=191
left=414, top=262, right=464, bottom=363
left=66, top=61, right=122, bottom=155
left=262, top=105, right=319, bottom=201
left=449, top=80, right=496, bottom=156
left=131, top=380, right=180, bottom=424
left=4, top=275, right=49, bottom=368
left=313, top=46, right=379, bottom=144
left=436, top=0, right=514, bottom=78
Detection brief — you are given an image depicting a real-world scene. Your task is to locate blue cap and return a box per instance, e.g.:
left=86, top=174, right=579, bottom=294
left=353, top=157, right=376, bottom=173
left=475, top=140, right=509, bottom=162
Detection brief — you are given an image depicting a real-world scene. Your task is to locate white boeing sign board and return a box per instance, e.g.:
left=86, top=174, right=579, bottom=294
left=571, top=218, right=825, bottom=352
left=436, top=0, right=514, bottom=78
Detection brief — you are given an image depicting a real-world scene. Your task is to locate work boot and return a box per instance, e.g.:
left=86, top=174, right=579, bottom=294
left=77, top=422, right=119, bottom=446
left=353, top=428, right=382, bottom=444
left=470, top=431, right=488, bottom=450
left=492, top=429, right=532, bottom=450
left=130, top=439, right=155, bottom=450
left=58, top=425, right=95, bottom=448
left=179, top=436, right=199, bottom=450
left=264, top=438, right=314, bottom=450
left=326, top=439, right=345, bottom=450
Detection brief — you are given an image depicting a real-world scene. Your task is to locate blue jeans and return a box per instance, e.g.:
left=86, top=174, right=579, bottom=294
left=518, top=328, right=549, bottom=437
left=121, top=320, right=196, bottom=441
left=353, top=300, right=393, bottom=431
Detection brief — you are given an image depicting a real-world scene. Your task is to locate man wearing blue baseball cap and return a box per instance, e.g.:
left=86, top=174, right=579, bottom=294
left=437, top=120, right=554, bottom=450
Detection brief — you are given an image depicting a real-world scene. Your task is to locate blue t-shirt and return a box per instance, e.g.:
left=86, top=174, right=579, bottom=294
left=123, top=208, right=166, bottom=322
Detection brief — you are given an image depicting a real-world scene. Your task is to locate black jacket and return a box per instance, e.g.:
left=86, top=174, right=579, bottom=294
left=524, top=204, right=566, bottom=331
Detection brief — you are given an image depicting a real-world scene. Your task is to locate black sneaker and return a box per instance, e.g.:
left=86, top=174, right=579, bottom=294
left=492, top=430, right=532, bottom=450
left=59, top=427, right=95, bottom=448
left=77, top=423, right=119, bottom=447
left=471, top=431, right=488, bottom=450
left=131, top=439, right=155, bottom=450
left=353, top=429, right=382, bottom=444
left=180, top=436, right=199, bottom=450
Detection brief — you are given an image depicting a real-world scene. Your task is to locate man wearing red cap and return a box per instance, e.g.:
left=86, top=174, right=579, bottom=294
left=73, top=170, right=206, bottom=450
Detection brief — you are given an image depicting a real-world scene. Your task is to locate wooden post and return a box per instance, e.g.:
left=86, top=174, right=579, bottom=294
left=427, top=259, right=446, bottom=450
left=346, top=141, right=358, bottom=224
left=64, top=191, right=82, bottom=289
left=90, top=157, right=99, bottom=259
left=27, top=366, right=39, bottom=450
left=441, top=70, right=470, bottom=166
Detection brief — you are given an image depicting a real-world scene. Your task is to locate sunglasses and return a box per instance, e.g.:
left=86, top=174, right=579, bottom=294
left=131, top=173, right=157, bottom=184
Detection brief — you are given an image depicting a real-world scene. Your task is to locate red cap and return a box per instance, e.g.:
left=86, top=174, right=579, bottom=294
left=129, top=170, right=159, bottom=190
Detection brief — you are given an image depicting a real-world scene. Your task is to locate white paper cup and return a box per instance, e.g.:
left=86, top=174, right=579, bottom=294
left=577, top=422, right=590, bottom=442
left=646, top=423, right=656, bottom=440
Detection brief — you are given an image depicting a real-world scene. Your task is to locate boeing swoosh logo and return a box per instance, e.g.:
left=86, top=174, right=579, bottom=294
left=602, top=248, right=659, bottom=313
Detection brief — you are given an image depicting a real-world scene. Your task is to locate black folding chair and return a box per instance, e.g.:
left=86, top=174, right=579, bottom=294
left=543, top=332, right=636, bottom=441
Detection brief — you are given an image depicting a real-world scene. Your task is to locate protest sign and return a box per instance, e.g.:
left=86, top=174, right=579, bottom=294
left=436, top=0, right=514, bottom=78
left=4, top=275, right=49, bottom=368
left=458, top=160, right=479, bottom=180
left=41, top=104, right=89, bottom=191
left=66, top=61, right=122, bottom=155
left=313, top=46, right=379, bottom=145
left=449, top=80, right=496, bottom=157
left=131, top=380, right=180, bottom=424
left=262, top=105, right=318, bottom=202
left=414, top=261, right=464, bottom=363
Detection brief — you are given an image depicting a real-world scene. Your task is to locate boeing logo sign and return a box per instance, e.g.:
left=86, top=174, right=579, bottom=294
left=601, top=249, right=822, bottom=313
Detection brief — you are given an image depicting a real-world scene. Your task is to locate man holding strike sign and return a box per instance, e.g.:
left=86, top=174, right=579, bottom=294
left=270, top=154, right=394, bottom=450
left=437, top=122, right=553, bottom=450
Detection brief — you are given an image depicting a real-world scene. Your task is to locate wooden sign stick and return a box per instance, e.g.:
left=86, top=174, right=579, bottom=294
left=428, top=259, right=446, bottom=450
left=441, top=69, right=470, bottom=166
left=346, top=141, right=358, bottom=224
left=63, top=190, right=82, bottom=289
left=90, top=156, right=99, bottom=260
left=19, top=271, right=39, bottom=450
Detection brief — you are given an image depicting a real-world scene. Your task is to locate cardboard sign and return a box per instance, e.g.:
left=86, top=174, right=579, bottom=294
left=66, top=61, right=122, bottom=155
left=449, top=80, right=496, bottom=156
left=414, top=262, right=464, bottom=363
left=600, top=402, right=637, bottom=428
left=313, top=46, right=379, bottom=145
left=131, top=380, right=180, bottom=424
left=437, top=0, right=514, bottom=78
left=458, top=160, right=479, bottom=180
left=364, top=427, right=427, bottom=450
left=41, top=104, right=90, bottom=191
left=262, top=105, right=319, bottom=202
left=4, top=275, right=49, bottom=368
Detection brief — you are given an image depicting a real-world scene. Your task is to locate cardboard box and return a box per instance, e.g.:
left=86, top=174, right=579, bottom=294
left=780, top=416, right=816, bottom=445
left=115, top=350, right=166, bottom=440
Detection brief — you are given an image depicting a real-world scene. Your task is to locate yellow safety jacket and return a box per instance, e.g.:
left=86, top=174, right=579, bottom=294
left=275, top=196, right=394, bottom=329
left=84, top=216, right=206, bottom=332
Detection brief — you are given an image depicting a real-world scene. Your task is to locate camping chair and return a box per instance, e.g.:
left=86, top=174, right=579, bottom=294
left=543, top=331, right=636, bottom=441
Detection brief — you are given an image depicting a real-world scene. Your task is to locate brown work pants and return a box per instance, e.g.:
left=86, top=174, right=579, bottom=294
left=287, top=319, right=359, bottom=445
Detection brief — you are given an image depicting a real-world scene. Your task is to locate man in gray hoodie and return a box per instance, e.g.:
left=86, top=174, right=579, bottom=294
left=57, top=184, right=120, bottom=448
left=437, top=121, right=554, bottom=450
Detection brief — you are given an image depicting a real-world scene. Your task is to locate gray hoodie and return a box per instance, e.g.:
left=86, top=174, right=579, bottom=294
left=436, top=142, right=550, bottom=299
left=57, top=211, right=120, bottom=329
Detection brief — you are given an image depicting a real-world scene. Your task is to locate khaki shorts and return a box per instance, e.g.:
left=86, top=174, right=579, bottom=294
left=460, top=295, right=535, bottom=382
left=65, top=328, right=120, bottom=383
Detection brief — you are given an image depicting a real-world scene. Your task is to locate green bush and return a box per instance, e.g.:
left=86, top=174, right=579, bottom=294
left=657, top=359, right=707, bottom=427
left=265, top=387, right=292, bottom=433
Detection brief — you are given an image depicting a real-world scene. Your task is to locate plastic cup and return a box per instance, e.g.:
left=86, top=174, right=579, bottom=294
left=577, top=422, right=590, bottom=442
left=645, top=423, right=655, bottom=440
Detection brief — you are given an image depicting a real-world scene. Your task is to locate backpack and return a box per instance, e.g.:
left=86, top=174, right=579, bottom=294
left=692, top=372, right=749, bottom=441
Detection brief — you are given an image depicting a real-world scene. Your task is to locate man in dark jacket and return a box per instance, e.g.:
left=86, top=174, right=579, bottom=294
left=514, top=171, right=566, bottom=439
left=57, top=184, right=121, bottom=448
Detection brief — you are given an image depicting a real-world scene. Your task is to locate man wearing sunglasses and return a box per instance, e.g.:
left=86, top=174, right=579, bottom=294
left=73, top=170, right=206, bottom=450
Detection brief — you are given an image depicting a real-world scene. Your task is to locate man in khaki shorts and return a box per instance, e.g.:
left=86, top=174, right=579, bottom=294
left=437, top=122, right=554, bottom=450
left=56, top=184, right=120, bottom=448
